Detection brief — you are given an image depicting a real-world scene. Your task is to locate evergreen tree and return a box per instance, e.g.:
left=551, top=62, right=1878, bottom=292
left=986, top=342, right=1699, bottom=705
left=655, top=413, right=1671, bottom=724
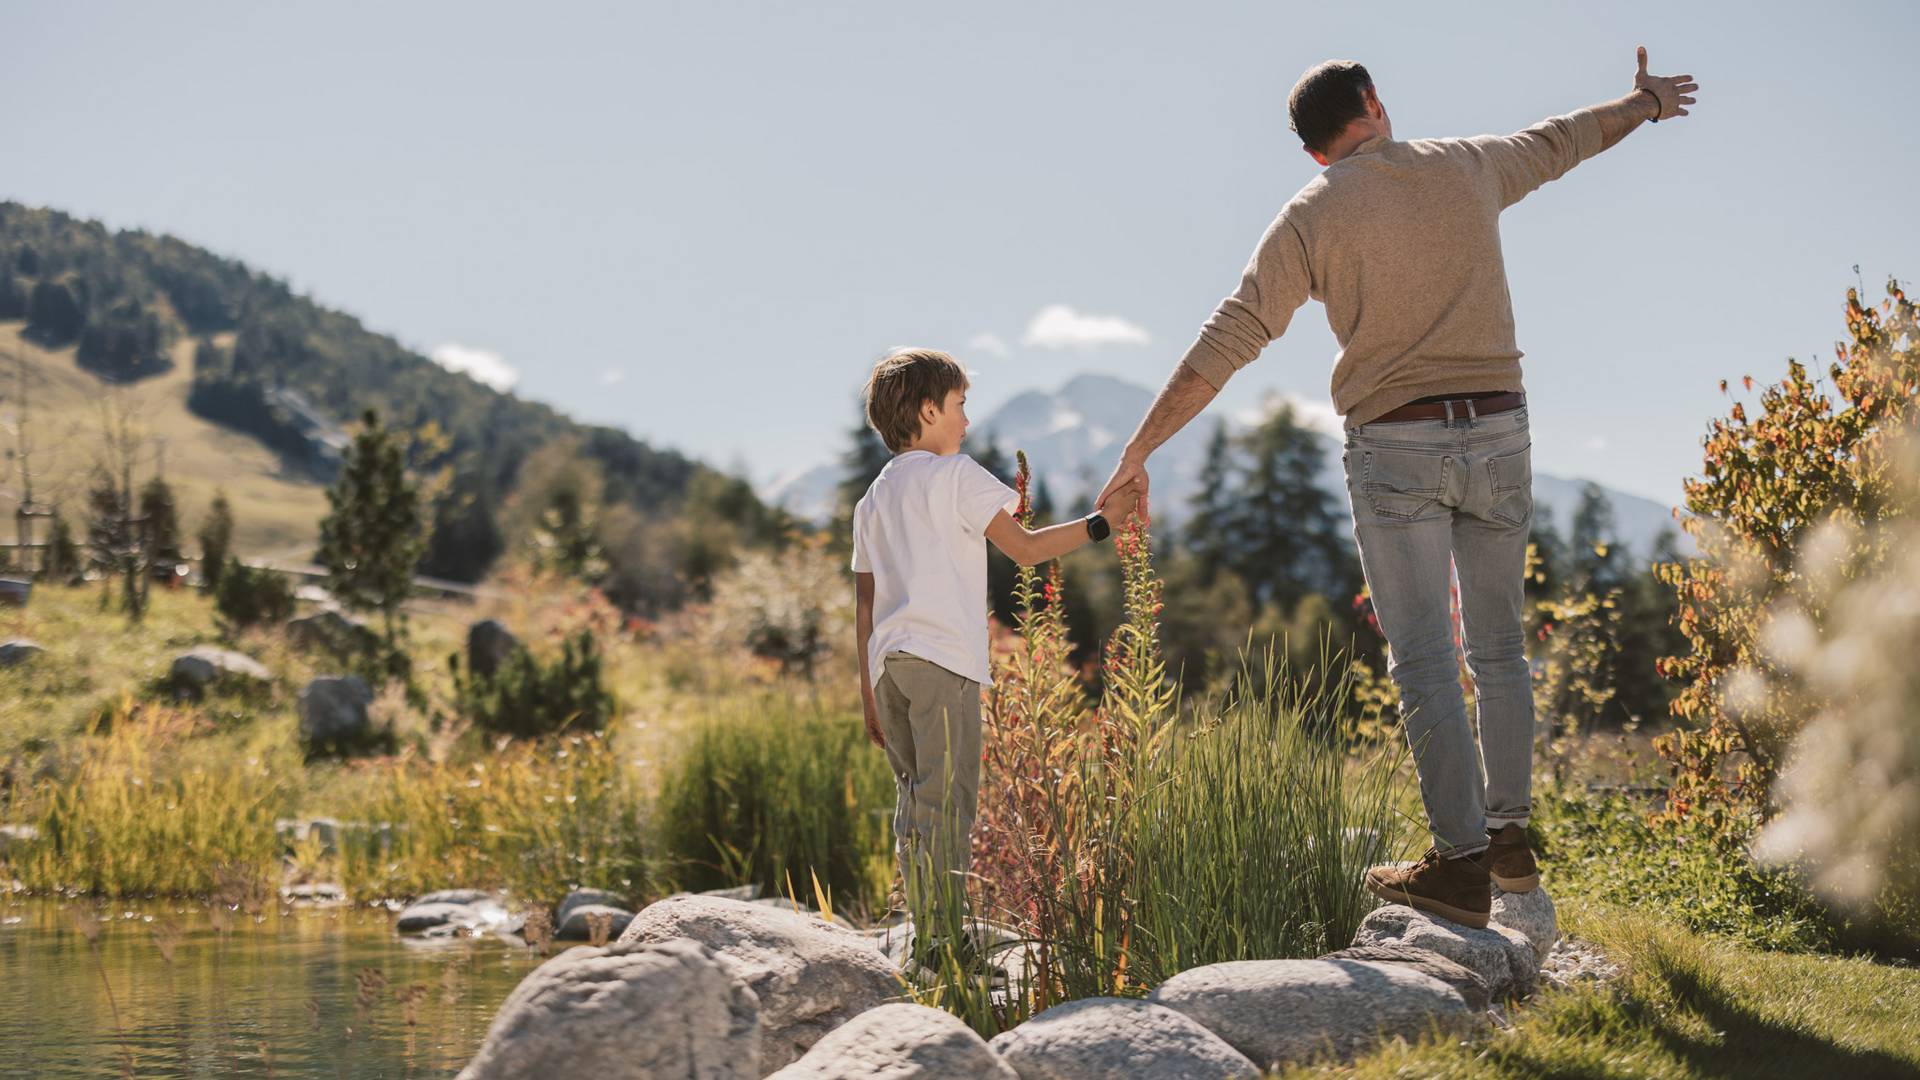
left=1202, top=404, right=1356, bottom=611
left=1567, top=483, right=1629, bottom=591
left=138, top=475, right=183, bottom=574
left=832, top=401, right=893, bottom=549
left=316, top=408, right=426, bottom=650
left=197, top=490, right=234, bottom=591
left=1185, top=420, right=1238, bottom=584
left=84, top=467, right=137, bottom=612
left=43, top=510, right=81, bottom=581
left=1526, top=516, right=1569, bottom=604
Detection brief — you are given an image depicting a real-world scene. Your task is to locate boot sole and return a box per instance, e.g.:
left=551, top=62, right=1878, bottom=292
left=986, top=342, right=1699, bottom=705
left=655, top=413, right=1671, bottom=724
left=1491, top=871, right=1539, bottom=893
left=1365, top=875, right=1490, bottom=929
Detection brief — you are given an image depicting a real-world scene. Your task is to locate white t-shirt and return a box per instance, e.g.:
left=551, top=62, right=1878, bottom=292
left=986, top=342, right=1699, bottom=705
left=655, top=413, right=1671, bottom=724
left=850, top=450, right=1019, bottom=689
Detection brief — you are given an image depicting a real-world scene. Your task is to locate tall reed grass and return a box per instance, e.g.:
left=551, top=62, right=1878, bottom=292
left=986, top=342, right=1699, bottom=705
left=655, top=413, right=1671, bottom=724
left=654, top=693, right=895, bottom=916
left=338, top=729, right=651, bottom=904
left=3, top=699, right=284, bottom=896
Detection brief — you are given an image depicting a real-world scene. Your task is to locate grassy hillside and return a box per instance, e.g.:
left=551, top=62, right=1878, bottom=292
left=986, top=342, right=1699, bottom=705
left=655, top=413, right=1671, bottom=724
left=0, top=201, right=781, bottom=597
left=2, top=321, right=328, bottom=558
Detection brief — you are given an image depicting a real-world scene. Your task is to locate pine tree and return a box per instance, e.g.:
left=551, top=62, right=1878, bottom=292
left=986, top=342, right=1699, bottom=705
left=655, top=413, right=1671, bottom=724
left=84, top=467, right=136, bottom=612
left=138, top=475, right=183, bottom=576
left=197, top=490, right=234, bottom=591
left=316, top=408, right=426, bottom=651
left=1185, top=420, right=1238, bottom=584
left=1202, top=404, right=1356, bottom=611
left=1567, top=483, right=1628, bottom=591
left=43, top=510, right=81, bottom=581
left=832, top=401, right=893, bottom=549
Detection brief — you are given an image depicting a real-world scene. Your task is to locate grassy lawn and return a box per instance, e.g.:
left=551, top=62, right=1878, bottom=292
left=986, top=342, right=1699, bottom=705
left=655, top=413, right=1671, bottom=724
left=1284, top=900, right=1920, bottom=1079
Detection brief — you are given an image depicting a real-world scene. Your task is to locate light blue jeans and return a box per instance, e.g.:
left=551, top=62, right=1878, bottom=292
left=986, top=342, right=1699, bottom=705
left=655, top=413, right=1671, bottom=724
left=1342, top=402, right=1536, bottom=857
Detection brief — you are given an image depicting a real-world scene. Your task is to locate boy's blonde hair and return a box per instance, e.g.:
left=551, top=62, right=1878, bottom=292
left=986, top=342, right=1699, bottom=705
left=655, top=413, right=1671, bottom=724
left=863, top=347, right=969, bottom=453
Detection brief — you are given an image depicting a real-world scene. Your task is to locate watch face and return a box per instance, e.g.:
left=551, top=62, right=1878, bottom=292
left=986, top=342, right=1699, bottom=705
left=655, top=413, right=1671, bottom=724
left=1087, top=513, right=1111, bottom=542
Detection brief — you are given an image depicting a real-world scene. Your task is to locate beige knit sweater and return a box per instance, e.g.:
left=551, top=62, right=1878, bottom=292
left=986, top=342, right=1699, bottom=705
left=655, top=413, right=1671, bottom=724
left=1179, top=108, right=1607, bottom=427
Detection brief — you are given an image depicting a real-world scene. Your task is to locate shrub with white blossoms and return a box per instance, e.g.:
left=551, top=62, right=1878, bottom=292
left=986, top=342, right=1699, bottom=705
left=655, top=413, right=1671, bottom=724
left=1753, top=431, right=1920, bottom=907
left=705, top=540, right=852, bottom=680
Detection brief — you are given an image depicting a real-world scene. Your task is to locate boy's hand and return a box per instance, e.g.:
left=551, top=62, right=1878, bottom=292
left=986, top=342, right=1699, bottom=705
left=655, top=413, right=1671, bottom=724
left=862, top=695, right=886, bottom=749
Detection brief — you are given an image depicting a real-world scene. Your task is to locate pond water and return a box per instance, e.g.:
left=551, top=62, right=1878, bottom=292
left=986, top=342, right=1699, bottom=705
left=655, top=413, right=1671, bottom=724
left=0, top=895, right=542, bottom=1079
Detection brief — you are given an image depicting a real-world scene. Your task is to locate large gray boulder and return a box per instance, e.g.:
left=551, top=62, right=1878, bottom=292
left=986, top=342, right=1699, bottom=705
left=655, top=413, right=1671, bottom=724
left=0, top=639, right=43, bottom=669
left=286, top=608, right=380, bottom=655
left=467, top=619, right=522, bottom=679
left=618, top=893, right=904, bottom=1071
left=1491, top=886, right=1558, bottom=964
left=1352, top=904, right=1537, bottom=1000
left=171, top=645, right=271, bottom=693
left=1317, top=944, right=1491, bottom=1012
left=768, top=1003, right=1015, bottom=1079
left=457, top=938, right=761, bottom=1080
left=988, top=997, right=1258, bottom=1080
left=297, top=675, right=375, bottom=755
left=1146, top=958, right=1474, bottom=1070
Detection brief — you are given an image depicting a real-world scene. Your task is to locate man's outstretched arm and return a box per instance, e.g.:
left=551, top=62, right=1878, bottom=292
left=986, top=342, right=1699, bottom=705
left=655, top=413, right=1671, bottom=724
left=1475, top=45, right=1699, bottom=208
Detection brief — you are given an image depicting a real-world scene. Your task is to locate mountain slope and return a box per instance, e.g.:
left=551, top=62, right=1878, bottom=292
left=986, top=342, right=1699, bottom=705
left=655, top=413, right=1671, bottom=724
left=2, top=322, right=329, bottom=557
left=0, top=202, right=761, bottom=582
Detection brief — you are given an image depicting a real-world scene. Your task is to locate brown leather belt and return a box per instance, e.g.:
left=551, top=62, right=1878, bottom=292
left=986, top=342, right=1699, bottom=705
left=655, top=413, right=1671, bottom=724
left=1368, top=390, right=1526, bottom=425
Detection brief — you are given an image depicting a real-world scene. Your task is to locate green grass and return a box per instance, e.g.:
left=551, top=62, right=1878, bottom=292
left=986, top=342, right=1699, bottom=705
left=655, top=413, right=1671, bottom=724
left=653, top=690, right=896, bottom=917
left=1282, top=900, right=1920, bottom=1079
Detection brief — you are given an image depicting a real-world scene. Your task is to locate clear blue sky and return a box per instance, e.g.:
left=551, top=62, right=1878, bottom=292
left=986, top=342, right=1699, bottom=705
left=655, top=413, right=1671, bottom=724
left=5, top=2, right=1913, bottom=508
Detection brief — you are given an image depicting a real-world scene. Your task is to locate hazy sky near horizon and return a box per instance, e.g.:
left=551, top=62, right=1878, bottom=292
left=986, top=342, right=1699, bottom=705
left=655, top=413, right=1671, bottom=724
left=5, top=2, right=1915, bottom=509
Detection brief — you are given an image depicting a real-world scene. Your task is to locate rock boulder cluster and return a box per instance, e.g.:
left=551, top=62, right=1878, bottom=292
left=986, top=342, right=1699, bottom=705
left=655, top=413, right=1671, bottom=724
left=457, top=884, right=1563, bottom=1078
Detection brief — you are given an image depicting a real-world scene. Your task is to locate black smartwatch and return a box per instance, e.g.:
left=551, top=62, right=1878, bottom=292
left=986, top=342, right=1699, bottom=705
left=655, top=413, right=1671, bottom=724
left=1084, top=511, right=1111, bottom=542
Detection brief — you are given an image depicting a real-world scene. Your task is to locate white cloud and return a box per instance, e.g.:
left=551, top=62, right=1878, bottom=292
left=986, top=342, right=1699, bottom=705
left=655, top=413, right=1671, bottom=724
left=966, top=332, right=1010, bottom=358
left=1020, top=304, right=1150, bottom=350
left=601, top=367, right=627, bottom=386
left=1237, top=391, right=1344, bottom=437
left=430, top=343, right=518, bottom=392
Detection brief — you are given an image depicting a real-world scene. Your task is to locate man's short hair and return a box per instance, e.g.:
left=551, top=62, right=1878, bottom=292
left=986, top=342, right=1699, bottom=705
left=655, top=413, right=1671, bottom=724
left=863, top=347, right=969, bottom=453
left=1289, top=60, right=1375, bottom=155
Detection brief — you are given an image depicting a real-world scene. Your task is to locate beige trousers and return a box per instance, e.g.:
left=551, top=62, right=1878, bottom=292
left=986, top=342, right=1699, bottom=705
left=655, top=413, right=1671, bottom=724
left=873, top=652, right=982, bottom=904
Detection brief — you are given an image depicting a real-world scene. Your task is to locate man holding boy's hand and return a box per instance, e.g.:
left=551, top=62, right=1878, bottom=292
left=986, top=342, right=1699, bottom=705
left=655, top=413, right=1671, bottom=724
left=851, top=347, right=1139, bottom=934
left=1096, top=47, right=1696, bottom=927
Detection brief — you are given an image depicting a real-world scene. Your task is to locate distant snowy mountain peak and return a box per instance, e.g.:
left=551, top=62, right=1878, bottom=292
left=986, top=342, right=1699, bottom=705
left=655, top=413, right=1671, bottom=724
left=768, top=373, right=1693, bottom=563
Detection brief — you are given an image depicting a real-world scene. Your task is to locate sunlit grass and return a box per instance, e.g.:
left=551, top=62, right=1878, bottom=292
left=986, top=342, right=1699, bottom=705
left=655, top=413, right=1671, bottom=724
left=1279, top=900, right=1920, bottom=1079
left=338, top=729, right=653, bottom=904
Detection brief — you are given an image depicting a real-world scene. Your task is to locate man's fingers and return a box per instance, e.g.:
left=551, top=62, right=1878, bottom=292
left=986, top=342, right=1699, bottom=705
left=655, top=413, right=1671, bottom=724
left=1637, top=45, right=1648, bottom=76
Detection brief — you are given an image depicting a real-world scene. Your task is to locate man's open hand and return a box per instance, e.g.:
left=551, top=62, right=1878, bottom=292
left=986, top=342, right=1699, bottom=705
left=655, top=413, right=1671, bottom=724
left=862, top=696, right=885, bottom=749
left=1634, top=45, right=1698, bottom=121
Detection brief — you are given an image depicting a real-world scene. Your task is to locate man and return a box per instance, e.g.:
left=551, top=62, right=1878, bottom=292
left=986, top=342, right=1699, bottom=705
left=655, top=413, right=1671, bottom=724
left=1095, top=48, right=1698, bottom=927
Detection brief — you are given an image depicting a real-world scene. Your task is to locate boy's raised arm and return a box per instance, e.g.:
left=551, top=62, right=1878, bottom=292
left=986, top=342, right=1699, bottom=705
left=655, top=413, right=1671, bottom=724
left=855, top=572, right=883, bottom=748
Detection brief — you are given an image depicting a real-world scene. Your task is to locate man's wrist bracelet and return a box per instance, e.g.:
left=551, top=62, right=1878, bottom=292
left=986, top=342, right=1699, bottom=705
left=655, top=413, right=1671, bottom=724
left=1636, top=86, right=1661, bottom=122
left=1084, top=512, right=1111, bottom=543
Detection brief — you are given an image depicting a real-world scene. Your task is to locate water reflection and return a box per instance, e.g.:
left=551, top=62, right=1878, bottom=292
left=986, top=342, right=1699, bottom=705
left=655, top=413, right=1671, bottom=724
left=0, top=895, right=541, bottom=1078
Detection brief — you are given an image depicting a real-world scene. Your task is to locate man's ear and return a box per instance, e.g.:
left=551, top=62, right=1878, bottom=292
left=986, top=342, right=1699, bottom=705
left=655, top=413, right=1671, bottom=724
left=1307, top=145, right=1329, bottom=167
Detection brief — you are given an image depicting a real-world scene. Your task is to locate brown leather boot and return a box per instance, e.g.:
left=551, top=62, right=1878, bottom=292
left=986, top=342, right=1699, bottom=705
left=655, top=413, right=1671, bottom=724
left=1364, top=847, right=1492, bottom=928
left=1476, top=823, right=1539, bottom=892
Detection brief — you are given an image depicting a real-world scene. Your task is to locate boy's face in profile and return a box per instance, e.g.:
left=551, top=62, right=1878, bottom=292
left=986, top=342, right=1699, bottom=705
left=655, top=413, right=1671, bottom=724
left=916, top=386, right=970, bottom=455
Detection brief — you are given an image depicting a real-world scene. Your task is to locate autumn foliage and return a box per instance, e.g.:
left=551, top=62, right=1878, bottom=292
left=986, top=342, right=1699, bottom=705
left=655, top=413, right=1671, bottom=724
left=1655, top=277, right=1918, bottom=828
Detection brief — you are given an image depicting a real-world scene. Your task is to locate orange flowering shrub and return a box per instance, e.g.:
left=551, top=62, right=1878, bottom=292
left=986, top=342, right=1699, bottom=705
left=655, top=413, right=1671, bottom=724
left=1654, top=278, right=1918, bottom=830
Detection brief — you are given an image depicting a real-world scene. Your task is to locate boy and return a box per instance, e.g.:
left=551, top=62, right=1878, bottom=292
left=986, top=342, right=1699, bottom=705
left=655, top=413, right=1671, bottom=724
left=850, top=346, right=1139, bottom=934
